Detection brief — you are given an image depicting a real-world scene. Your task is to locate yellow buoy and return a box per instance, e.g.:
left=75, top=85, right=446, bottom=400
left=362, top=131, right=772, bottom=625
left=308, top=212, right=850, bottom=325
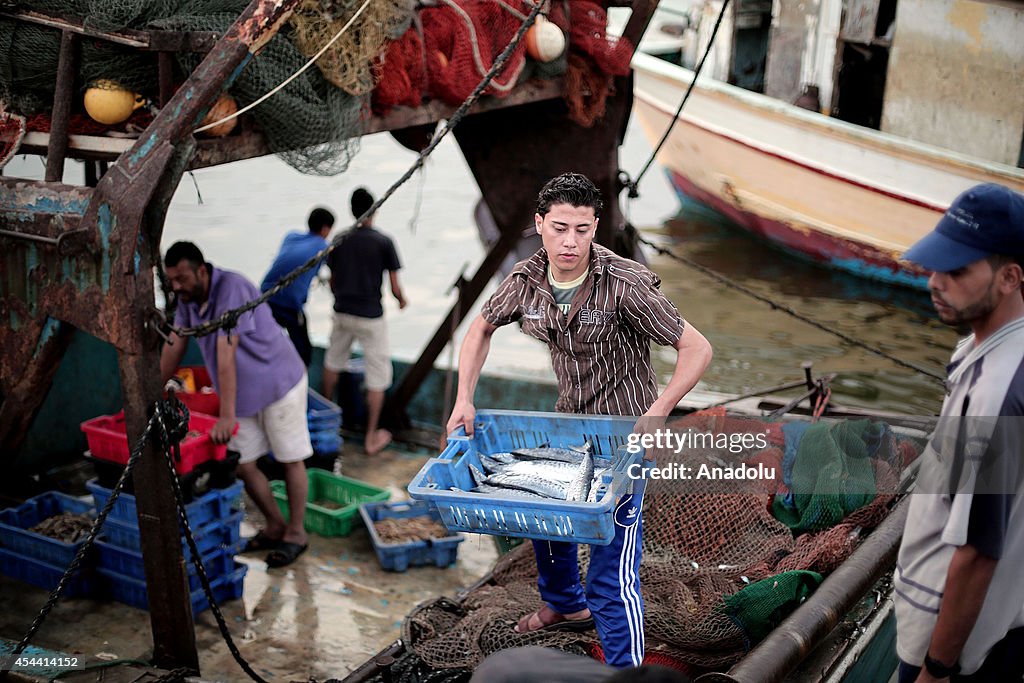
left=198, top=93, right=239, bottom=138
left=526, top=16, right=566, bottom=63
left=83, top=80, right=146, bottom=125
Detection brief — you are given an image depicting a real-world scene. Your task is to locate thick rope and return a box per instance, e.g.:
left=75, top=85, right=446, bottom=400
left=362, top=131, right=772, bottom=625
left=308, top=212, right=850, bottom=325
left=633, top=231, right=947, bottom=384
left=167, top=1, right=545, bottom=340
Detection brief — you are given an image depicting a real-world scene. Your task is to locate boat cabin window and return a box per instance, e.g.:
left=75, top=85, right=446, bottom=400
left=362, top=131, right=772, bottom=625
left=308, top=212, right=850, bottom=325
left=830, top=0, right=898, bottom=130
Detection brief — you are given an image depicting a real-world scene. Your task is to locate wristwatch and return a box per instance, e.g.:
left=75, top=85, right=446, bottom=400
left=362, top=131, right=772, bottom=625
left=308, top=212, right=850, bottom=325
left=924, top=653, right=960, bottom=678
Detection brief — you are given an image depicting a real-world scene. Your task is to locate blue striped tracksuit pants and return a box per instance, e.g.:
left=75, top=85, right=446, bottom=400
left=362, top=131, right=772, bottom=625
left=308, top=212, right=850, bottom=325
left=531, top=480, right=646, bottom=669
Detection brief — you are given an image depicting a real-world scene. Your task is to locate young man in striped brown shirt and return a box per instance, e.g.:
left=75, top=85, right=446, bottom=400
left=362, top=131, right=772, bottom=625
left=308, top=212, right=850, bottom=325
left=445, top=173, right=713, bottom=669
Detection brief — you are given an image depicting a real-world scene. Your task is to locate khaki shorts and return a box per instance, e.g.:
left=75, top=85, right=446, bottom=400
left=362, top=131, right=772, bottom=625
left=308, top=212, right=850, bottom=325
left=229, top=374, right=312, bottom=464
left=324, top=312, right=393, bottom=391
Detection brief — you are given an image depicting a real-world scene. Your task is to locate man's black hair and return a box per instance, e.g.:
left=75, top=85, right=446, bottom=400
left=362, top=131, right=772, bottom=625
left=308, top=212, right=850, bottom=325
left=351, top=187, right=375, bottom=221
left=164, top=241, right=205, bottom=269
left=987, top=253, right=1023, bottom=270
left=536, top=172, right=603, bottom=218
left=308, top=207, right=335, bottom=232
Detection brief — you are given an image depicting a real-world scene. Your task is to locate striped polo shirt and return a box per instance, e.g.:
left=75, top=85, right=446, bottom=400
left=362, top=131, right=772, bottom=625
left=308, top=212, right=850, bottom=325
left=481, top=244, right=685, bottom=416
left=894, top=316, right=1024, bottom=674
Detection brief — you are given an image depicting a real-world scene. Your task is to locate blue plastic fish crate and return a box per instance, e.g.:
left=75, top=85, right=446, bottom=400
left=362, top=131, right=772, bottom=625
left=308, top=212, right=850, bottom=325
left=0, top=492, right=95, bottom=566
left=359, top=501, right=464, bottom=572
left=311, top=430, right=342, bottom=454
left=96, top=540, right=239, bottom=591
left=307, top=389, right=342, bottom=433
left=86, top=478, right=243, bottom=526
left=0, top=547, right=95, bottom=598
left=101, top=510, right=243, bottom=557
left=99, top=561, right=247, bottom=615
left=407, top=410, right=644, bottom=545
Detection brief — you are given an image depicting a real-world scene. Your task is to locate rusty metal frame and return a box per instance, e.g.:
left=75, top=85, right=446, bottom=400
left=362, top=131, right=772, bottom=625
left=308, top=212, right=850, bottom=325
left=0, top=0, right=302, bottom=671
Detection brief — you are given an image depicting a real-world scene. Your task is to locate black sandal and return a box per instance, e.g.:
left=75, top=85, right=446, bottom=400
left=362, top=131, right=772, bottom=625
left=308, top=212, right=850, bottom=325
left=241, top=531, right=281, bottom=553
left=266, top=541, right=308, bottom=568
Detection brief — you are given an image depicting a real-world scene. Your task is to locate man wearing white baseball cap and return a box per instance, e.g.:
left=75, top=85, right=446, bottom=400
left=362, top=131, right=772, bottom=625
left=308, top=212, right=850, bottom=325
left=894, top=183, right=1024, bottom=682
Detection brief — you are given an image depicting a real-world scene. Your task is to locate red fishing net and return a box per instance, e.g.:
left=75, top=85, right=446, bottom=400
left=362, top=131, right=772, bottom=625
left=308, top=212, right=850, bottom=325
left=0, top=111, right=26, bottom=167
left=420, top=0, right=530, bottom=106
left=372, top=29, right=427, bottom=116
left=371, top=0, right=635, bottom=125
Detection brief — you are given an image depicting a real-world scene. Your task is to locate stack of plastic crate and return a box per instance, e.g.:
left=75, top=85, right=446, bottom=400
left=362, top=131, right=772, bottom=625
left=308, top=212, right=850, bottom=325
left=0, top=492, right=98, bottom=597
left=307, top=388, right=342, bottom=455
left=80, top=408, right=238, bottom=500
left=87, top=479, right=247, bottom=614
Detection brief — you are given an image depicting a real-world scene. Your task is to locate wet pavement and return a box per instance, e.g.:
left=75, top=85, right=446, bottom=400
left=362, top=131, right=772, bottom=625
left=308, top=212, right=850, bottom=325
left=0, top=444, right=499, bottom=682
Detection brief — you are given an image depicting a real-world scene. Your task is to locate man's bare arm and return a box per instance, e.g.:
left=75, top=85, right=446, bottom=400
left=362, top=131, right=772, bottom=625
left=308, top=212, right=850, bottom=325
left=211, top=335, right=239, bottom=444
left=389, top=271, right=406, bottom=309
left=914, top=544, right=998, bottom=682
left=444, top=315, right=498, bottom=438
left=645, top=323, right=713, bottom=417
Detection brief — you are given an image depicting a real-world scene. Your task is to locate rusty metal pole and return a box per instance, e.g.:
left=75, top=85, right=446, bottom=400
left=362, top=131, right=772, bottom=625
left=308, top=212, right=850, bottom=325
left=158, top=52, right=175, bottom=108
left=44, top=30, right=78, bottom=183
left=119, top=350, right=199, bottom=671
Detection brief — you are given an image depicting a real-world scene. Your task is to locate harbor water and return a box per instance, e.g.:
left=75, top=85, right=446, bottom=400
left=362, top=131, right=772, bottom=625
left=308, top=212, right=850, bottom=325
left=5, top=117, right=955, bottom=415
left=157, top=118, right=956, bottom=416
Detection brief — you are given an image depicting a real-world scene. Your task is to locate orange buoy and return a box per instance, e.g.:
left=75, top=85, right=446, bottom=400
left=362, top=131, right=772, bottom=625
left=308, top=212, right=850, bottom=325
left=198, top=93, right=238, bottom=137
left=83, top=80, right=146, bottom=125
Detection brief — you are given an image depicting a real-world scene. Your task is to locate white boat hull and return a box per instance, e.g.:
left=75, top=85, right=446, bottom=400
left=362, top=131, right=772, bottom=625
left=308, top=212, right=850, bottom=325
left=631, top=52, right=1024, bottom=290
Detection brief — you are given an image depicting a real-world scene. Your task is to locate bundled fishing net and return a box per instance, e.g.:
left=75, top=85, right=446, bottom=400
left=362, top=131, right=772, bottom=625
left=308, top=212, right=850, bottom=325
left=0, top=0, right=637, bottom=174
left=419, top=0, right=531, bottom=106
left=290, top=0, right=414, bottom=96
left=371, top=27, right=427, bottom=115
left=392, top=412, right=920, bottom=677
left=0, top=0, right=380, bottom=175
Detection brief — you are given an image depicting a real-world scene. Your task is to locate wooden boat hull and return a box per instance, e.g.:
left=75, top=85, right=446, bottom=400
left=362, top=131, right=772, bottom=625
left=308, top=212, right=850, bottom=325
left=631, top=52, right=1024, bottom=290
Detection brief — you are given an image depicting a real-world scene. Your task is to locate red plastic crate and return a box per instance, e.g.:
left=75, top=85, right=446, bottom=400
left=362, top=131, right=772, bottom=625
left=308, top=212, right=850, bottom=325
left=81, top=410, right=227, bottom=475
left=174, top=365, right=220, bottom=417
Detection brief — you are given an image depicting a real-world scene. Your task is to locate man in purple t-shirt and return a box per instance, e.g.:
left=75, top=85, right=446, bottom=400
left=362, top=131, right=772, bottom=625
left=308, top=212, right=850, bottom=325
left=160, top=241, right=311, bottom=568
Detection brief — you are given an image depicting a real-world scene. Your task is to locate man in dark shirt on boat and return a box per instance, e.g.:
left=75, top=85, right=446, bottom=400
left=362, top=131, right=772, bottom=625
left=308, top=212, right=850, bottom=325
left=894, top=183, right=1024, bottom=682
left=260, top=207, right=334, bottom=366
left=321, top=187, right=407, bottom=456
left=445, top=173, right=713, bottom=669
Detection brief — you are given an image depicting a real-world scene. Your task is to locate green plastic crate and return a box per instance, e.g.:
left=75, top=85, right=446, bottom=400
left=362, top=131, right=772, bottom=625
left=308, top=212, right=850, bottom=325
left=270, top=469, right=389, bottom=537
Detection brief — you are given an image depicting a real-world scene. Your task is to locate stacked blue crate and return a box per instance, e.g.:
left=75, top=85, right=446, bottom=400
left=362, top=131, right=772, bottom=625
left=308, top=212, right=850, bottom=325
left=0, top=492, right=97, bottom=597
left=307, top=389, right=342, bottom=454
left=86, top=479, right=247, bottom=614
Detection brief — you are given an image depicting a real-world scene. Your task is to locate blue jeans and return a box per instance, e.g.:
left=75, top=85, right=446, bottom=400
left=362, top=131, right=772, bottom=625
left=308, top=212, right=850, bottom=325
left=532, top=481, right=647, bottom=669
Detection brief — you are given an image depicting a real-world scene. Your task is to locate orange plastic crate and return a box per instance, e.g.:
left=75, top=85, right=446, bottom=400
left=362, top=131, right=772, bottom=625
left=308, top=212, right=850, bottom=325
left=81, top=410, right=226, bottom=475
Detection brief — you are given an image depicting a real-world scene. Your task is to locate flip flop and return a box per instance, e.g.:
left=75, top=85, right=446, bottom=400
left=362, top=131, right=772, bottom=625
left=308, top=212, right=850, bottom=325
left=515, top=605, right=594, bottom=634
left=241, top=531, right=281, bottom=553
left=266, top=541, right=308, bottom=568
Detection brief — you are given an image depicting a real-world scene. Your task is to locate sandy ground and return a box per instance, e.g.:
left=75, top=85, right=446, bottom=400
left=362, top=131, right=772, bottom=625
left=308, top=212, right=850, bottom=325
left=0, top=443, right=499, bottom=682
